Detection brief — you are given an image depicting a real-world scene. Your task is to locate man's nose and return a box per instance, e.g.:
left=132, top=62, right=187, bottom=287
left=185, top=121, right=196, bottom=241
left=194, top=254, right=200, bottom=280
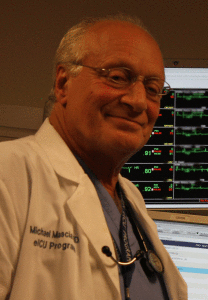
left=119, top=81, right=147, bottom=112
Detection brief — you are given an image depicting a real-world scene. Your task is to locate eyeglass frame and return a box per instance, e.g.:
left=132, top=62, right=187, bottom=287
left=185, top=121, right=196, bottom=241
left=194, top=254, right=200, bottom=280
left=70, top=62, right=171, bottom=99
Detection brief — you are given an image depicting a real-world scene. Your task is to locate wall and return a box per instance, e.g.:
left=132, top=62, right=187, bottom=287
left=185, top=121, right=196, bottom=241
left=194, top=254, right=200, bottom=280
left=1, top=0, right=208, bottom=136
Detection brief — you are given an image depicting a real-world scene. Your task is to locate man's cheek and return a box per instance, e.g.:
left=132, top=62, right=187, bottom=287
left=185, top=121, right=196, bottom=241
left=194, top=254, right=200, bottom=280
left=147, top=105, right=160, bottom=122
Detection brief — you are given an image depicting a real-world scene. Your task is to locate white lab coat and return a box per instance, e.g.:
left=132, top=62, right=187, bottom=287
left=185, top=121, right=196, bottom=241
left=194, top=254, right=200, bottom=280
left=0, top=119, right=187, bottom=300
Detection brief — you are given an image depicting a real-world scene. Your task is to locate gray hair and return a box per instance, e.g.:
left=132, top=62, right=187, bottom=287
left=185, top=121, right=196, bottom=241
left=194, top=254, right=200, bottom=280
left=43, top=14, right=150, bottom=120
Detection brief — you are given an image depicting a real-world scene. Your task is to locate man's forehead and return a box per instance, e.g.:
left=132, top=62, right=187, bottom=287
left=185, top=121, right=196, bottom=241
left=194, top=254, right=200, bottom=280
left=83, top=20, right=164, bottom=77
left=85, top=20, right=152, bottom=47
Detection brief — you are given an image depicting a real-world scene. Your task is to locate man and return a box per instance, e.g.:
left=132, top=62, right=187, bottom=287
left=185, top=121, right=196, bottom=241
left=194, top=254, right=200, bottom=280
left=0, top=15, right=187, bottom=299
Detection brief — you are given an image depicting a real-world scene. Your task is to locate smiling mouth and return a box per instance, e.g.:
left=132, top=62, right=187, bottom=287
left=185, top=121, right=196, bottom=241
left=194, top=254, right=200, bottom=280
left=108, top=115, right=142, bottom=125
left=106, top=115, right=144, bottom=130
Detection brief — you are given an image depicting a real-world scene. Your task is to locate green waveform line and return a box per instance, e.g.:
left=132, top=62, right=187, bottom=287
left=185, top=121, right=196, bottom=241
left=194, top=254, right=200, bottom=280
left=175, top=185, right=208, bottom=191
left=177, top=93, right=208, bottom=101
left=176, top=130, right=208, bottom=137
left=176, top=111, right=208, bottom=119
left=176, top=148, right=208, bottom=155
left=176, top=166, right=208, bottom=173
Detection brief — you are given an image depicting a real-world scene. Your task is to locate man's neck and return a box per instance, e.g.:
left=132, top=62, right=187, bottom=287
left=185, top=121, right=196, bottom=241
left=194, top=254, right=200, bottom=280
left=75, top=153, right=123, bottom=213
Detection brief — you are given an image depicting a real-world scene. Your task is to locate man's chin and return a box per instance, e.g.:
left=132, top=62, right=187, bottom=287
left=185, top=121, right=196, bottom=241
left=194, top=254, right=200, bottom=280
left=111, top=138, right=145, bottom=157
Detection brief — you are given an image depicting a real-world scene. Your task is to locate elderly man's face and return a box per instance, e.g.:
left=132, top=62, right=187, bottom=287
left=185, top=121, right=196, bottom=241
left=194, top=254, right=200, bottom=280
left=56, top=21, right=164, bottom=160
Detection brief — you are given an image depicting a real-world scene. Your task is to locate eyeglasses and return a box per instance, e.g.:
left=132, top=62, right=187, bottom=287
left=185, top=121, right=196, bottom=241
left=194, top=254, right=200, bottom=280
left=72, top=62, right=171, bottom=101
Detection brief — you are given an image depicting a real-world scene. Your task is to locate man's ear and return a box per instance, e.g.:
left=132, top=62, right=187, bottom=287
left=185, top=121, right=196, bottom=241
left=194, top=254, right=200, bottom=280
left=54, top=66, right=69, bottom=105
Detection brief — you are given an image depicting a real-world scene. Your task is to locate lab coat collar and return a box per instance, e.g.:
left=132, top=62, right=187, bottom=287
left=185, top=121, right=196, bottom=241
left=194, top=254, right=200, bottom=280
left=35, top=118, right=84, bottom=184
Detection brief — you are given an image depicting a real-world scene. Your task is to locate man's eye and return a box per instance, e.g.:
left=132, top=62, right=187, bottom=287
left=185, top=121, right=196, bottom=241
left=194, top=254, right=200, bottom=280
left=108, top=69, right=130, bottom=84
left=145, top=82, right=161, bottom=95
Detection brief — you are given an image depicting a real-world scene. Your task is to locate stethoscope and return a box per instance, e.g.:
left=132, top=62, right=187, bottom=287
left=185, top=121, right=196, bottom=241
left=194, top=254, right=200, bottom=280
left=101, top=195, right=164, bottom=276
left=102, top=243, right=164, bottom=275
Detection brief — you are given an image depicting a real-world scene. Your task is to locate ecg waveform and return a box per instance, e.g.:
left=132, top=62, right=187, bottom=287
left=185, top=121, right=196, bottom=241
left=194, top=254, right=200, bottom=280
left=177, top=93, right=208, bottom=100
left=176, top=109, right=208, bottom=126
left=175, top=128, right=208, bottom=145
left=175, top=164, right=208, bottom=180
left=176, top=128, right=208, bottom=137
left=176, top=110, right=208, bottom=119
left=176, top=185, right=208, bottom=191
left=176, top=91, right=208, bottom=108
left=175, top=182, right=208, bottom=198
left=176, top=165, right=208, bottom=173
left=176, top=147, right=208, bottom=155
left=175, top=147, right=208, bottom=162
left=177, top=131, right=208, bottom=137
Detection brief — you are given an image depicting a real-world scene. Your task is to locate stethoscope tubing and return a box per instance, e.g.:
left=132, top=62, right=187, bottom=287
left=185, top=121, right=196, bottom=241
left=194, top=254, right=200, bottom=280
left=102, top=197, right=164, bottom=274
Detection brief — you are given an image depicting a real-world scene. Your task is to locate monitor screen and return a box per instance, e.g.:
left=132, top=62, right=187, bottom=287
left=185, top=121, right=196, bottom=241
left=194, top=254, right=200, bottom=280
left=121, top=68, right=208, bottom=209
left=148, top=210, right=208, bottom=300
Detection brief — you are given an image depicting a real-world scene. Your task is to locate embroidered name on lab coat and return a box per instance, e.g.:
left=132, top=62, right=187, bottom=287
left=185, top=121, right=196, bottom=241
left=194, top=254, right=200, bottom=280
left=30, top=225, right=79, bottom=252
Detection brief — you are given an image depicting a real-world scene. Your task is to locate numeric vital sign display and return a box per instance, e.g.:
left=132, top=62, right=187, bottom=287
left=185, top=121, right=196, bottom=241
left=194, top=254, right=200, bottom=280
left=121, top=90, right=208, bottom=208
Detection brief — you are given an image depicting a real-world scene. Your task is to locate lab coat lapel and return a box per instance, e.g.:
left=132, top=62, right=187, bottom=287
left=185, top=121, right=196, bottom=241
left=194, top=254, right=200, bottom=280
left=66, top=173, right=120, bottom=294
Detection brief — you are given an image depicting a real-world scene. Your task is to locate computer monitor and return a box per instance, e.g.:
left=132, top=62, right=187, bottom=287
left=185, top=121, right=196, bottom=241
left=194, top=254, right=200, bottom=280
left=148, top=210, right=208, bottom=300
left=121, top=61, right=208, bottom=213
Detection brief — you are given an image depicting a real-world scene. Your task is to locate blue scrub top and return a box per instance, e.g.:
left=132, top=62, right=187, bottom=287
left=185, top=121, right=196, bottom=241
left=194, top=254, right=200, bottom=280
left=76, top=156, right=169, bottom=300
